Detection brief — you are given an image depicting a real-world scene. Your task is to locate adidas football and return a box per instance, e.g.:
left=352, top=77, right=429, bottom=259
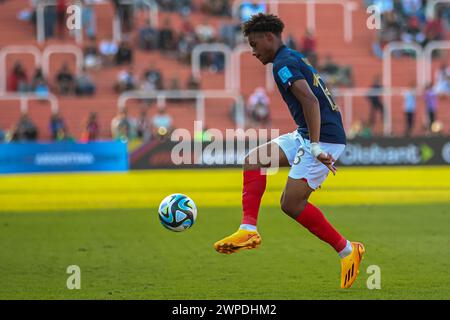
left=158, top=194, right=197, bottom=232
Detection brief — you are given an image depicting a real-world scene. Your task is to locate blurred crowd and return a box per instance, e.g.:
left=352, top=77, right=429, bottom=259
left=366, top=0, right=450, bottom=56
left=0, top=0, right=448, bottom=143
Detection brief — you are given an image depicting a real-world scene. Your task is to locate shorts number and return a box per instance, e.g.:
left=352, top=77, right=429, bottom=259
left=293, top=148, right=305, bottom=165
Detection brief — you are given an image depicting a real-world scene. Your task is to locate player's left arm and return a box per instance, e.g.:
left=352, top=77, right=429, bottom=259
left=290, top=80, right=337, bottom=174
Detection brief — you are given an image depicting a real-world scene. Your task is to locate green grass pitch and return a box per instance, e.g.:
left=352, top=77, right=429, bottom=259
left=0, top=167, right=449, bottom=299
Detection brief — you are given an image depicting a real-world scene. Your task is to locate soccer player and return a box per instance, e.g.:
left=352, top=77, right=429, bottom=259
left=213, top=13, right=365, bottom=289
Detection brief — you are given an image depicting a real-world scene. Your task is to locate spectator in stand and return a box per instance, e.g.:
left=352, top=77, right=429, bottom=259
left=196, top=20, right=225, bottom=72
left=372, top=10, right=402, bottom=58
left=157, top=0, right=175, bottom=11
left=115, top=41, right=133, bottom=65
left=180, top=15, right=195, bottom=36
left=403, top=82, right=417, bottom=137
left=246, top=87, right=271, bottom=128
left=186, top=74, right=200, bottom=90
left=82, top=0, right=97, bottom=40
left=369, top=0, right=448, bottom=57
left=75, top=67, right=96, bottom=96
left=49, top=112, right=67, bottom=140
left=184, top=74, right=200, bottom=103
left=320, top=54, right=353, bottom=87
left=31, top=67, right=50, bottom=98
left=56, top=0, right=67, bottom=39
left=83, top=38, right=101, bottom=70
left=111, top=108, right=136, bottom=140
left=401, top=0, right=422, bottom=18
left=143, top=62, right=164, bottom=90
left=55, top=127, right=75, bottom=142
left=115, top=68, right=136, bottom=93
left=136, top=109, right=152, bottom=141
left=301, top=29, right=317, bottom=63
left=12, top=112, right=38, bottom=141
left=347, top=120, right=373, bottom=139
left=219, top=22, right=240, bottom=48
left=196, top=18, right=216, bottom=43
left=99, top=39, right=118, bottom=66
left=55, top=62, right=75, bottom=95
left=238, top=1, right=267, bottom=22
left=177, top=32, right=197, bottom=64
left=111, top=0, right=134, bottom=34
left=152, top=106, right=173, bottom=141
left=320, top=55, right=339, bottom=80
left=424, top=82, right=438, bottom=132
left=202, top=0, right=231, bottom=16
left=423, top=13, right=444, bottom=46
left=7, top=61, right=29, bottom=92
left=434, top=62, right=450, bottom=97
left=166, top=74, right=181, bottom=103
left=366, top=75, right=384, bottom=129
left=156, top=0, right=192, bottom=14
left=442, top=5, right=450, bottom=30
left=285, top=34, right=298, bottom=51
left=140, top=63, right=163, bottom=105
left=159, top=18, right=175, bottom=52
left=168, top=74, right=181, bottom=91
left=44, top=3, right=57, bottom=38
left=400, top=15, right=425, bottom=47
left=81, top=112, right=100, bottom=142
left=174, top=0, right=193, bottom=16
left=138, top=20, right=158, bottom=50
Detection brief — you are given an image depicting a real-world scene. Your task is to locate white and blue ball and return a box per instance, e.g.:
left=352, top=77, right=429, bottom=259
left=158, top=194, right=197, bottom=232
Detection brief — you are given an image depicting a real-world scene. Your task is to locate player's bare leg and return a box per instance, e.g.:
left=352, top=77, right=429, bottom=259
left=280, top=177, right=365, bottom=288
left=214, top=142, right=290, bottom=254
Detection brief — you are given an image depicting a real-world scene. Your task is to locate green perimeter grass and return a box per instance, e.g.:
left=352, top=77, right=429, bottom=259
left=0, top=204, right=449, bottom=299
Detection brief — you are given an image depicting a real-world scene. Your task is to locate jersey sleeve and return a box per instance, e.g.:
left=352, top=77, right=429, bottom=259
left=273, top=58, right=305, bottom=91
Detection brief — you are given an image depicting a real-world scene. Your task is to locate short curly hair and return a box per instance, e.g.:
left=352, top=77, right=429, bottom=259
left=242, top=13, right=285, bottom=37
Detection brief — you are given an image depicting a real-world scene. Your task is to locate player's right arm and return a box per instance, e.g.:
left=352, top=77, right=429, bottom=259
left=273, top=59, right=337, bottom=174
left=289, top=80, right=336, bottom=175
left=289, top=80, right=321, bottom=144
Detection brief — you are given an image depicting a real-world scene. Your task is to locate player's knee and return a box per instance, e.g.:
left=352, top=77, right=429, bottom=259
left=280, top=198, right=307, bottom=218
left=280, top=200, right=296, bottom=218
left=243, top=149, right=261, bottom=170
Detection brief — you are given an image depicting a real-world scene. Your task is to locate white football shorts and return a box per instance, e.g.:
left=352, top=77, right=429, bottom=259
left=272, top=130, right=346, bottom=190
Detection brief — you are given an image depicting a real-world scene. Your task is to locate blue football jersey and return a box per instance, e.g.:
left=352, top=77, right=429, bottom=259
left=272, top=45, right=346, bottom=144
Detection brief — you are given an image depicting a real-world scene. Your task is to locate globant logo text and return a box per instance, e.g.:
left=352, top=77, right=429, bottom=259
left=339, top=144, right=422, bottom=165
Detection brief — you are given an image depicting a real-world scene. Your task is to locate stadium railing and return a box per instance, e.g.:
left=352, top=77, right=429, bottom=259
left=192, top=43, right=274, bottom=92
left=426, top=0, right=450, bottom=19
left=0, top=93, right=59, bottom=114
left=36, top=0, right=82, bottom=44
left=231, top=0, right=358, bottom=43
left=35, top=0, right=157, bottom=44
left=382, top=41, right=424, bottom=135
left=332, top=87, right=418, bottom=134
left=139, top=0, right=159, bottom=29
left=117, top=90, right=246, bottom=135
left=424, top=40, right=450, bottom=86
left=231, top=44, right=274, bottom=91
left=42, top=45, right=84, bottom=77
left=113, top=0, right=159, bottom=43
left=191, top=44, right=233, bottom=91
left=0, top=45, right=42, bottom=94
left=0, top=44, right=84, bottom=93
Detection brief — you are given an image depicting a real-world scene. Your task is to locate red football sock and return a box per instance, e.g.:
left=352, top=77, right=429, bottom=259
left=241, top=170, right=267, bottom=226
left=296, top=202, right=347, bottom=252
